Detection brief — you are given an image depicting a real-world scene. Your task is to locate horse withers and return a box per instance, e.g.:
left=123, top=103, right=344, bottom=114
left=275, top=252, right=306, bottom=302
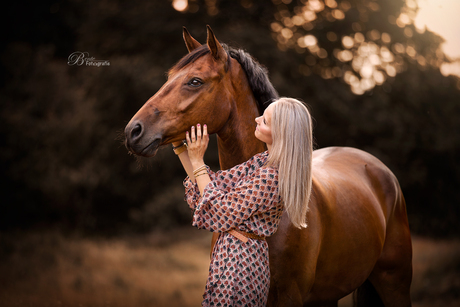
left=124, top=26, right=412, bottom=306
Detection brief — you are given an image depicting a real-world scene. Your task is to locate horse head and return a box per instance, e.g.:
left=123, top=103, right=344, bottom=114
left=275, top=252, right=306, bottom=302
left=124, top=26, right=236, bottom=157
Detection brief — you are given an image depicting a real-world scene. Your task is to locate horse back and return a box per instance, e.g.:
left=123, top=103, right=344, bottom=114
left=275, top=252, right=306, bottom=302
left=312, top=146, right=401, bottom=227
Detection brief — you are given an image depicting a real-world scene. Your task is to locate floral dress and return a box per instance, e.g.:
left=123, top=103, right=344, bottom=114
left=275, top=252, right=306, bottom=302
left=184, top=151, right=284, bottom=306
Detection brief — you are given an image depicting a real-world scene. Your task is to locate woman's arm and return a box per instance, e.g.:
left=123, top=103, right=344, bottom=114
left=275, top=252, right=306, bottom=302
left=172, top=143, right=195, bottom=180
left=174, top=124, right=211, bottom=195
left=191, top=167, right=281, bottom=233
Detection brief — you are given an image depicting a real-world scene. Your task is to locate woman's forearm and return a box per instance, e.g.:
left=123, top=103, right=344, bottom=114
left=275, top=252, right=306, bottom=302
left=173, top=144, right=210, bottom=190
left=190, top=160, right=212, bottom=196
left=173, top=143, right=196, bottom=181
left=175, top=124, right=212, bottom=195
left=176, top=149, right=211, bottom=194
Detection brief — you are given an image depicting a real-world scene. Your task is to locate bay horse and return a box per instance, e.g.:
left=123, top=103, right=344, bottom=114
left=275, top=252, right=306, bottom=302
left=124, top=26, right=412, bottom=307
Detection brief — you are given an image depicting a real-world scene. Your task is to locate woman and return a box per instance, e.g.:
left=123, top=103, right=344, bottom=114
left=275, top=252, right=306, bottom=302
left=172, top=97, right=313, bottom=306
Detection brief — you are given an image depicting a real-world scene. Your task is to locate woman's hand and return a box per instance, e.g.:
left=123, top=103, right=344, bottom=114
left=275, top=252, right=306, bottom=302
left=186, top=124, right=209, bottom=167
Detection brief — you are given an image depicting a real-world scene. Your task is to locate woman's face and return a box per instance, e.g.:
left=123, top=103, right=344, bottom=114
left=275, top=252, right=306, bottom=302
left=255, top=103, right=274, bottom=146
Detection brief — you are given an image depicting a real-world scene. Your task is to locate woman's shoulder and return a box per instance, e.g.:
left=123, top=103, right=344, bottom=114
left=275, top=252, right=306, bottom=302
left=257, top=164, right=278, bottom=177
left=250, top=165, right=279, bottom=195
left=221, top=151, right=269, bottom=178
left=253, top=155, right=278, bottom=179
left=252, top=150, right=269, bottom=165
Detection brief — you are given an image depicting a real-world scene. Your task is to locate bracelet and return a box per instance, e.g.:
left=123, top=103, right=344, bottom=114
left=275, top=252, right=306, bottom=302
left=193, top=166, right=206, bottom=174
left=173, top=145, right=187, bottom=155
left=173, top=141, right=187, bottom=155
left=172, top=141, right=186, bottom=150
left=195, top=171, right=208, bottom=178
left=193, top=165, right=207, bottom=176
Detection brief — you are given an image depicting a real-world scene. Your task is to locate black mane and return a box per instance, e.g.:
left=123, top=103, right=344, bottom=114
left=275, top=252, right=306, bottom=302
left=223, top=44, right=279, bottom=112
left=169, top=44, right=279, bottom=113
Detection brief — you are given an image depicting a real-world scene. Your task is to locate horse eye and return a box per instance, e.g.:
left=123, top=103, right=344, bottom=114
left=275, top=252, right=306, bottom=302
left=188, top=78, right=203, bottom=87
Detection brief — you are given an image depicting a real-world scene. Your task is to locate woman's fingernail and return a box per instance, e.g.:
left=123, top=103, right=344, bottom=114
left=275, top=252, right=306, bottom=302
left=197, top=124, right=200, bottom=127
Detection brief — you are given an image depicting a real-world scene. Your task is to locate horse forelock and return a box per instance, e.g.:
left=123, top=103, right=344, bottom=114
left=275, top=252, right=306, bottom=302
left=168, top=43, right=278, bottom=113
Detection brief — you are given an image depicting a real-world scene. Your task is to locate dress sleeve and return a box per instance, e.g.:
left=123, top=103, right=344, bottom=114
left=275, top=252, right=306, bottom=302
left=183, top=166, right=216, bottom=210
left=183, top=151, right=268, bottom=210
left=191, top=167, right=279, bottom=233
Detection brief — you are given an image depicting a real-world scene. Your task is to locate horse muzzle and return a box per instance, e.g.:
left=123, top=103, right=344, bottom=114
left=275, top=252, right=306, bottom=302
left=124, top=120, right=162, bottom=157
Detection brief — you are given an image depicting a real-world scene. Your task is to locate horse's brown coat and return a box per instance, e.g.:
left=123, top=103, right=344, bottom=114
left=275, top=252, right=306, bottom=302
left=125, top=26, right=412, bottom=306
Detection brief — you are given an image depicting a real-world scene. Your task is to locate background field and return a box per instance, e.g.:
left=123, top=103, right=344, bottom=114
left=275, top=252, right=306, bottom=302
left=1, top=230, right=459, bottom=307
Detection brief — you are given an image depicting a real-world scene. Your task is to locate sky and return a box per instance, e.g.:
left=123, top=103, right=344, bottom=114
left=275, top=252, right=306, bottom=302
left=413, top=0, right=460, bottom=76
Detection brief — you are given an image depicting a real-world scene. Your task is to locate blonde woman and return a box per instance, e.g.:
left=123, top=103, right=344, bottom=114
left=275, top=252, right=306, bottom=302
left=172, top=97, right=313, bottom=306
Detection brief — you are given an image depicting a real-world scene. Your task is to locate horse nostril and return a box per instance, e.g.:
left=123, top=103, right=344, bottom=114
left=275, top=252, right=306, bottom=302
left=130, top=123, right=143, bottom=139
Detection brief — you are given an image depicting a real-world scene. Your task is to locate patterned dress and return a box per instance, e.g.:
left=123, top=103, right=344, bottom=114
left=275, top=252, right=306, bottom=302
left=184, top=151, right=284, bottom=306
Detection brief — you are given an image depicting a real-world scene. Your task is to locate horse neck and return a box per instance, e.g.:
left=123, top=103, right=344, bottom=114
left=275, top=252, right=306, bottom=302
left=216, top=69, right=266, bottom=170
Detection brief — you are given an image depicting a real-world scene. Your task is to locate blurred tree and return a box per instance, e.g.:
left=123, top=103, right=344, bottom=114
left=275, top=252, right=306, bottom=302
left=1, top=0, right=459, bottom=236
left=268, top=0, right=453, bottom=94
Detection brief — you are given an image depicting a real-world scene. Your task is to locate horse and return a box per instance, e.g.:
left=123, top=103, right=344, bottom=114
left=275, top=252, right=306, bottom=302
left=124, top=26, right=412, bottom=307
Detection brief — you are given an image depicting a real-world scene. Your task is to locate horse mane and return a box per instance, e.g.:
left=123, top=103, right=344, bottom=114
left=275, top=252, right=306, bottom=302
left=223, top=44, right=279, bottom=112
left=169, top=44, right=279, bottom=112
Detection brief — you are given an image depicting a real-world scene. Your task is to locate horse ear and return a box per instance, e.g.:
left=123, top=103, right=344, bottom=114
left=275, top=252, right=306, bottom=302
left=183, top=27, right=201, bottom=53
left=206, top=25, right=227, bottom=61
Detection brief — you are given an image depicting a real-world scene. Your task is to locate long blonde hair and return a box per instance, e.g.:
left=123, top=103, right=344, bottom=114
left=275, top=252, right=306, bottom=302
left=266, top=97, right=313, bottom=228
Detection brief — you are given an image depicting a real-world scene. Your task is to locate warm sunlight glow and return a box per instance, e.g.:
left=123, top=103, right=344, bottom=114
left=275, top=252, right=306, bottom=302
left=342, top=36, right=354, bottom=49
left=325, top=0, right=337, bottom=9
left=441, top=62, right=460, bottom=77
left=273, top=0, right=460, bottom=94
left=414, top=0, right=460, bottom=59
left=308, top=0, right=325, bottom=12
left=304, top=35, right=318, bottom=47
left=331, top=9, right=345, bottom=20
left=172, top=0, right=188, bottom=12
left=414, top=0, right=460, bottom=76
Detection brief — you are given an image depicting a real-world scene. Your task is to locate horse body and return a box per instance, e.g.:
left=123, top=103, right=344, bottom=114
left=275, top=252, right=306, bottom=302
left=125, top=26, right=412, bottom=306
left=267, top=147, right=412, bottom=306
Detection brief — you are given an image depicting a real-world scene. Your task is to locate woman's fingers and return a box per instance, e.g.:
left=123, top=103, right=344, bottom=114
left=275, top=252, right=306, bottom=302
left=185, top=124, right=209, bottom=164
left=191, top=126, right=196, bottom=143
left=186, top=124, right=208, bottom=148
left=203, top=124, right=209, bottom=145
left=196, top=124, right=202, bottom=142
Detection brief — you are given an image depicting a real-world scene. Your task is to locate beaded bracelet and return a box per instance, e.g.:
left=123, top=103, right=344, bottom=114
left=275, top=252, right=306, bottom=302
left=195, top=171, right=208, bottom=178
left=193, top=165, right=207, bottom=176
